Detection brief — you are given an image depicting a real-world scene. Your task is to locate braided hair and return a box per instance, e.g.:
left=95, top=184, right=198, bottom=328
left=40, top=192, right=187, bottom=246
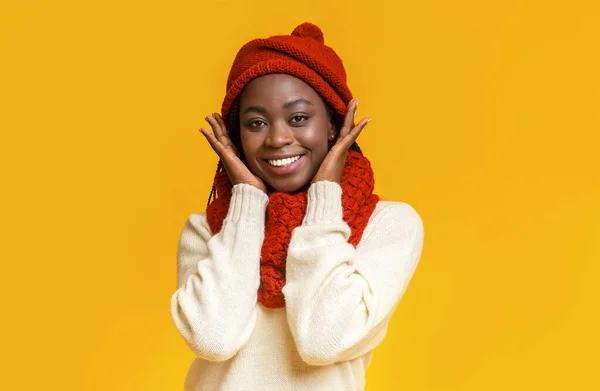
left=206, top=97, right=362, bottom=208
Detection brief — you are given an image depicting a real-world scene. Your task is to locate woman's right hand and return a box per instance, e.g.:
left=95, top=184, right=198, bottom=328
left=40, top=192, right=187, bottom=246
left=199, top=113, right=267, bottom=193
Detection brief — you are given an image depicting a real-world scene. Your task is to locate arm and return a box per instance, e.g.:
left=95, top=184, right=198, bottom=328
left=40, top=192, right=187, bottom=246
left=282, top=181, right=424, bottom=366
left=170, top=183, right=268, bottom=361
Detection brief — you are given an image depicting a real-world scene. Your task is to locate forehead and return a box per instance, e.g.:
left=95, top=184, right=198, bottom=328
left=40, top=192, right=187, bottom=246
left=239, top=74, right=322, bottom=107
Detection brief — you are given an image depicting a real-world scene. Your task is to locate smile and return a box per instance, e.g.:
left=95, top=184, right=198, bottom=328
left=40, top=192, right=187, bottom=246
left=267, top=155, right=302, bottom=167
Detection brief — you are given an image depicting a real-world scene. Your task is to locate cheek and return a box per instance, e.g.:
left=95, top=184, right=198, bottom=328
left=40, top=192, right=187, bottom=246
left=304, top=128, right=329, bottom=164
left=314, top=142, right=329, bottom=166
left=240, top=133, right=257, bottom=160
left=317, top=125, right=331, bottom=151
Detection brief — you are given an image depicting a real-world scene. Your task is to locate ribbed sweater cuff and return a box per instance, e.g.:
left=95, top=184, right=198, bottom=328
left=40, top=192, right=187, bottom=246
left=303, top=181, right=344, bottom=225
left=225, top=183, right=269, bottom=225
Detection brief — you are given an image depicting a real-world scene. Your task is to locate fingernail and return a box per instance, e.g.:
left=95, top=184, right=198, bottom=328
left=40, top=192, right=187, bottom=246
left=367, top=118, right=372, bottom=123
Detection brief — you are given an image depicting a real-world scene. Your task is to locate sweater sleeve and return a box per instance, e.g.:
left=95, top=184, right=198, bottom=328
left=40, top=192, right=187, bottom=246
left=282, top=181, right=424, bottom=366
left=170, top=183, right=268, bottom=362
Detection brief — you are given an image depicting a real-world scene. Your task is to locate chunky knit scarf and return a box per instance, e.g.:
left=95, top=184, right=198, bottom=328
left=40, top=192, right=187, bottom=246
left=206, top=150, right=379, bottom=308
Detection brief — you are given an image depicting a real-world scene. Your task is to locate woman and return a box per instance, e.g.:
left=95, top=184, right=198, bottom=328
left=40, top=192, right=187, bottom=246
left=171, top=22, right=424, bottom=390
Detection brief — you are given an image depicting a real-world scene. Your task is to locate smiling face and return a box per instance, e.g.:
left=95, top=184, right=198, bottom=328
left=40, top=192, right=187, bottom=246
left=237, top=74, right=335, bottom=193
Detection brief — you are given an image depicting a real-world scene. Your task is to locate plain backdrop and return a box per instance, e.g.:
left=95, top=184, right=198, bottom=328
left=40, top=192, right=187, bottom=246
left=1, top=0, right=599, bottom=390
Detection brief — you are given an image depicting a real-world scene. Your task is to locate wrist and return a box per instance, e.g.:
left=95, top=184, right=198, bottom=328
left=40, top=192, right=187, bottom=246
left=302, top=181, right=344, bottom=225
left=225, top=183, right=269, bottom=225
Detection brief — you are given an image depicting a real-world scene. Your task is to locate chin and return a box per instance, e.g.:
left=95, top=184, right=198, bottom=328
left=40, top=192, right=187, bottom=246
left=268, top=178, right=309, bottom=194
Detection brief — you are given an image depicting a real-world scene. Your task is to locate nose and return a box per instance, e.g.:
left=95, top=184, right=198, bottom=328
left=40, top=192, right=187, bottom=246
left=265, top=121, right=294, bottom=148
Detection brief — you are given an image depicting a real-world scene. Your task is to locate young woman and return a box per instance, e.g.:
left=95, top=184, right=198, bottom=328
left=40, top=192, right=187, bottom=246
left=171, top=22, right=424, bottom=391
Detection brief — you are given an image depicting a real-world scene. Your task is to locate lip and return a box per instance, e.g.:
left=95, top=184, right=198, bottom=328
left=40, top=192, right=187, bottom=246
left=262, top=154, right=304, bottom=175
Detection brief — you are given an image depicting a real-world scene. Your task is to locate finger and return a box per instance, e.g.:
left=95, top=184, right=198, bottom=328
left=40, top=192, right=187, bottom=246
left=206, top=113, right=234, bottom=151
left=199, top=128, right=220, bottom=153
left=214, top=113, right=228, bottom=134
left=339, top=99, right=359, bottom=138
left=199, top=127, right=225, bottom=155
left=338, top=117, right=371, bottom=147
left=206, top=114, right=230, bottom=148
left=213, top=113, right=235, bottom=148
left=200, top=124, right=243, bottom=167
left=212, top=113, right=237, bottom=150
left=205, top=115, right=225, bottom=141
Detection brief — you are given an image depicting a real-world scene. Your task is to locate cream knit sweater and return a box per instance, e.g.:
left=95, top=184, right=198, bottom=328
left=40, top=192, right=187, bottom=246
left=171, top=181, right=424, bottom=390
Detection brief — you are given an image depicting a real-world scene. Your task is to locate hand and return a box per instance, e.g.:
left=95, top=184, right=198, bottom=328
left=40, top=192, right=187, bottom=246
left=312, top=99, right=371, bottom=184
left=199, top=113, right=267, bottom=193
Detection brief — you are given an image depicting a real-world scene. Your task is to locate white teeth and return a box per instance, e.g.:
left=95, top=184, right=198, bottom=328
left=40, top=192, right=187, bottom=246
left=267, top=155, right=301, bottom=167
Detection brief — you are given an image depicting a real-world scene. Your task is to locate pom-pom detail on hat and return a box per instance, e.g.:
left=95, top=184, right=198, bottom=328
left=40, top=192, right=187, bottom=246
left=292, top=22, right=324, bottom=44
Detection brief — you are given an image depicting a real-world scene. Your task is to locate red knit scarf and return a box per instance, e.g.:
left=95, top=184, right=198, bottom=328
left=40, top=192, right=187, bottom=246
left=206, top=150, right=379, bottom=308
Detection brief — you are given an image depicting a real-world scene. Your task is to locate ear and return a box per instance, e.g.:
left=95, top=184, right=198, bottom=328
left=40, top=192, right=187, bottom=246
left=328, top=112, right=337, bottom=140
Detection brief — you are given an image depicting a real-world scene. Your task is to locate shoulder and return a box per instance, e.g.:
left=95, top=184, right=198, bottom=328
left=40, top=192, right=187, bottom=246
left=362, top=200, right=424, bottom=242
left=187, top=212, right=208, bottom=228
left=179, top=212, right=212, bottom=242
left=184, top=212, right=209, bottom=230
left=371, top=200, right=423, bottom=229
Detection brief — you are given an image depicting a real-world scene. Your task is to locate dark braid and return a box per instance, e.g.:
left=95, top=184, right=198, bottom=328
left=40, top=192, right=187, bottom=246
left=206, top=159, right=223, bottom=208
left=206, top=98, right=361, bottom=208
left=350, top=142, right=362, bottom=154
left=226, top=99, right=243, bottom=153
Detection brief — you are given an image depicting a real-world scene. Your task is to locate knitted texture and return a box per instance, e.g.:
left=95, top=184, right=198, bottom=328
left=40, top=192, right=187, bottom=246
left=206, top=150, right=380, bottom=308
left=221, top=22, right=353, bottom=122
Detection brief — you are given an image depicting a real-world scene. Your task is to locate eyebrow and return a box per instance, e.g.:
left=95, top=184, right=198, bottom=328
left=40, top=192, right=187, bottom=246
left=283, top=98, right=313, bottom=109
left=241, top=98, right=313, bottom=115
left=242, top=106, right=267, bottom=115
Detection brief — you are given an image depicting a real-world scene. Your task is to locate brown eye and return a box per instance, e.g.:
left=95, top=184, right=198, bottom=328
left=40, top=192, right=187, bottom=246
left=290, top=115, right=309, bottom=123
left=249, top=119, right=267, bottom=128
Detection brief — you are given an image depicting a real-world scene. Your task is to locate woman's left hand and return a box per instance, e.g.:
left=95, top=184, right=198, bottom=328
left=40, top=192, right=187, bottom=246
left=312, top=99, right=371, bottom=184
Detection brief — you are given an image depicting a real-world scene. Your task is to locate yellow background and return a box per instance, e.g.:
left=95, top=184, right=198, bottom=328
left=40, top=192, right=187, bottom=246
left=1, top=0, right=599, bottom=389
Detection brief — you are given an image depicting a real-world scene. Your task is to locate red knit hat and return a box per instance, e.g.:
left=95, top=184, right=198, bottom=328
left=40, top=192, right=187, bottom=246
left=221, top=22, right=353, bottom=122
